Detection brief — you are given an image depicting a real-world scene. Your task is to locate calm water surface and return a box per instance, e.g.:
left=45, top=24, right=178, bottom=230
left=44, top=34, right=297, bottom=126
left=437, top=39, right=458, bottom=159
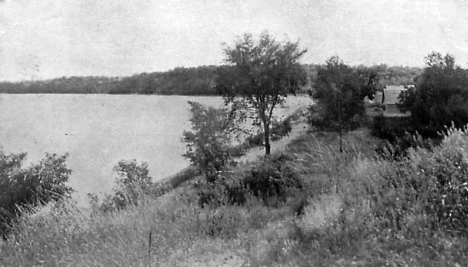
left=0, top=94, right=308, bottom=205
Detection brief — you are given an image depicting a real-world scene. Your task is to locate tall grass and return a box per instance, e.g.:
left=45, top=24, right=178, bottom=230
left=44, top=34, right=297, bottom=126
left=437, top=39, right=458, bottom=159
left=286, top=126, right=468, bottom=266
left=0, top=187, right=295, bottom=266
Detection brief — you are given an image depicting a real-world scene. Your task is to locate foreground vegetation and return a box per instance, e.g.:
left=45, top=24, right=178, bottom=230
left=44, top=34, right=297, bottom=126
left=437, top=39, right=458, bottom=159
left=1, top=124, right=467, bottom=266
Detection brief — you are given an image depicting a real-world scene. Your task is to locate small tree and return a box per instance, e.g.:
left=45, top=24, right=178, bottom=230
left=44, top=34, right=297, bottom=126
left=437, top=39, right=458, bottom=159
left=182, top=101, right=245, bottom=183
left=311, top=56, right=376, bottom=152
left=217, top=32, right=307, bottom=155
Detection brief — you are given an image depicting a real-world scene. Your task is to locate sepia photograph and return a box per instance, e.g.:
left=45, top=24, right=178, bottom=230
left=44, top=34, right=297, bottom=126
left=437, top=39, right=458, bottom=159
left=1, top=0, right=467, bottom=266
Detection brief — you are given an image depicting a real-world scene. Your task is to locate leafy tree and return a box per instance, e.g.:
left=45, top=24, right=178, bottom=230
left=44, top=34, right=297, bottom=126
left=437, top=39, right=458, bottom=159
left=311, top=56, right=377, bottom=152
left=216, top=32, right=307, bottom=155
left=398, top=52, right=468, bottom=137
left=0, top=151, right=72, bottom=236
left=182, top=101, right=245, bottom=183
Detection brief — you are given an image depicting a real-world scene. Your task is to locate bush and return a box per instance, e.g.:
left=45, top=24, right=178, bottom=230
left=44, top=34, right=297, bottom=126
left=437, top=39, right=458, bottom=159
left=372, top=115, right=436, bottom=159
left=375, top=132, right=435, bottom=160
left=371, top=115, right=414, bottom=142
left=0, top=151, right=72, bottom=237
left=194, top=174, right=247, bottom=208
left=243, top=153, right=303, bottom=205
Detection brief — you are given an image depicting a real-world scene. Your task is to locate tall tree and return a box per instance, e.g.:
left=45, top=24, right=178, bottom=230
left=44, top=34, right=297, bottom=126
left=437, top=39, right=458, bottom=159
left=217, top=32, right=307, bottom=155
left=311, top=56, right=376, bottom=152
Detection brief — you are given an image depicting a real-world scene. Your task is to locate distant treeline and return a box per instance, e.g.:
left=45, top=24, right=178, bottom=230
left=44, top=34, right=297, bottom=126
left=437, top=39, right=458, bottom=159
left=0, top=64, right=422, bottom=95
left=0, top=66, right=220, bottom=95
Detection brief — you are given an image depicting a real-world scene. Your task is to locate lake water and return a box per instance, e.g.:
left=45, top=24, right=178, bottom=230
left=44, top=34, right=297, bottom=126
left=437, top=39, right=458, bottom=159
left=0, top=94, right=309, bottom=206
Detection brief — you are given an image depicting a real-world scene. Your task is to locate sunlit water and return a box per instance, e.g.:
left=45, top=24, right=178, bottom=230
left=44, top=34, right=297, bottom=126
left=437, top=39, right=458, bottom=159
left=0, top=94, right=309, bottom=206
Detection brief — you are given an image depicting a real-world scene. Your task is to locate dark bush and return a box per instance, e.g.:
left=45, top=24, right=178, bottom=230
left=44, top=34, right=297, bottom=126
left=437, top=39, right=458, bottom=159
left=0, top=151, right=72, bottom=237
left=371, top=115, right=414, bottom=142
left=195, top=174, right=247, bottom=208
left=372, top=115, right=436, bottom=159
left=375, top=132, right=435, bottom=161
left=243, top=153, right=303, bottom=205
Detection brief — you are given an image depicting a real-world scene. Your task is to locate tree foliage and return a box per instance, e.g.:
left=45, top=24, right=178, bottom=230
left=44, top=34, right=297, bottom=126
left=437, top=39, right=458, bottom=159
left=310, top=56, right=377, bottom=152
left=0, top=151, right=72, bottom=236
left=216, top=32, right=307, bottom=155
left=398, top=52, right=468, bottom=137
left=182, top=101, right=245, bottom=183
left=370, top=64, right=422, bottom=86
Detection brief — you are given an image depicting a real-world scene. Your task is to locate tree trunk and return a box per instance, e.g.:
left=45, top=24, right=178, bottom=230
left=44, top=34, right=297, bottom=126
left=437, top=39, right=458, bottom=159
left=264, top=123, right=271, bottom=155
left=339, top=129, right=343, bottom=153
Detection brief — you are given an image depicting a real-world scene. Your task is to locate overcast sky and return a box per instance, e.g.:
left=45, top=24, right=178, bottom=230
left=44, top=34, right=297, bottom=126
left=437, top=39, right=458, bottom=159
left=1, top=0, right=467, bottom=81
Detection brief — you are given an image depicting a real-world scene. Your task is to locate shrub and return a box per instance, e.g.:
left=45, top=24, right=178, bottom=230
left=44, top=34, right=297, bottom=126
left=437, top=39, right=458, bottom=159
left=243, top=153, right=303, bottom=205
left=0, top=151, right=72, bottom=237
left=194, top=174, right=247, bottom=208
left=372, top=115, right=436, bottom=159
left=371, top=115, right=414, bottom=142
left=375, top=132, right=435, bottom=161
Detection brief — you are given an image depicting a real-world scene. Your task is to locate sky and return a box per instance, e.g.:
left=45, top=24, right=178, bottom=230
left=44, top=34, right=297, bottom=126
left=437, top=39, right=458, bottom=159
left=1, top=0, right=468, bottom=81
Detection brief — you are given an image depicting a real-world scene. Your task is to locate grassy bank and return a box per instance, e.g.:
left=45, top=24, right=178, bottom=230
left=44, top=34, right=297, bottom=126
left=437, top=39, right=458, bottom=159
left=1, top=125, right=468, bottom=267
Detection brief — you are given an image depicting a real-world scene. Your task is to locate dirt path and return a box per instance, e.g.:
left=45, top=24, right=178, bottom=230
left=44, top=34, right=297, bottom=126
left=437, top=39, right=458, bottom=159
left=237, top=119, right=309, bottom=164
left=236, top=101, right=311, bottom=164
